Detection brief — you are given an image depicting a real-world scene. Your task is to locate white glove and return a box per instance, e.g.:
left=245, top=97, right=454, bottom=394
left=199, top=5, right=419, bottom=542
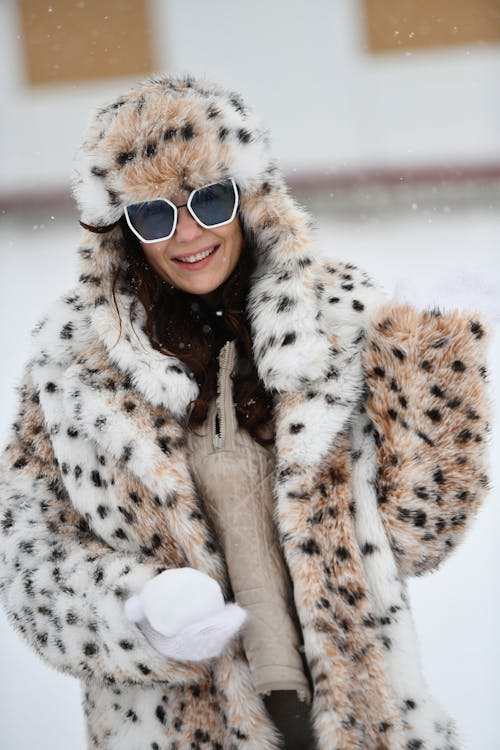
left=393, top=267, right=500, bottom=325
left=124, top=567, right=247, bottom=662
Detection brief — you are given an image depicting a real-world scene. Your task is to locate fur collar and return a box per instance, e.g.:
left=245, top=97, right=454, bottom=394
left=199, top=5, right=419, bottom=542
left=27, top=241, right=385, bottom=490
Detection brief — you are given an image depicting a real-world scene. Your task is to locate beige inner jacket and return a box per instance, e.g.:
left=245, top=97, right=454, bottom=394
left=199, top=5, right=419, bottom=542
left=186, top=339, right=312, bottom=704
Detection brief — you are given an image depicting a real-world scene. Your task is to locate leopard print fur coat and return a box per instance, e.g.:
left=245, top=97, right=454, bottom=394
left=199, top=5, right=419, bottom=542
left=0, top=75, right=491, bottom=750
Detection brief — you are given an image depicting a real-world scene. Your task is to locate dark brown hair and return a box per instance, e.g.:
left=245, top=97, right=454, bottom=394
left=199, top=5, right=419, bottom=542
left=114, top=216, right=276, bottom=447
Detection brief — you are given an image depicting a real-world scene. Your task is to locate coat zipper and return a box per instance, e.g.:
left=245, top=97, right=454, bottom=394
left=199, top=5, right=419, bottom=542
left=213, top=340, right=232, bottom=451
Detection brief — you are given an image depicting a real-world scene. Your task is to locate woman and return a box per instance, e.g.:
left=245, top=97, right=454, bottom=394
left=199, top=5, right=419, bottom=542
left=0, top=74, right=491, bottom=750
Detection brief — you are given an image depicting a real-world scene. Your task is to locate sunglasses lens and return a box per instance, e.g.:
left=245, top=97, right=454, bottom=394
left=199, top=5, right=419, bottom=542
left=126, top=200, right=175, bottom=241
left=190, top=180, right=236, bottom=227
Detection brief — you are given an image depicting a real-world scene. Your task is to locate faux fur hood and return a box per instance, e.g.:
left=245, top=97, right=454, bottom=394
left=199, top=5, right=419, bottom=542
left=69, top=73, right=387, bottom=425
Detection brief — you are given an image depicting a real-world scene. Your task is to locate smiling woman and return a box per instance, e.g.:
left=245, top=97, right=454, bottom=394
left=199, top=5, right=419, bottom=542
left=133, top=182, right=245, bottom=299
left=0, top=74, right=492, bottom=750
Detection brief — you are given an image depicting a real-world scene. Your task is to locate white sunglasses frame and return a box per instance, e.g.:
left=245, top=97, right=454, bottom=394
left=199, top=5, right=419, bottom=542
left=124, top=177, right=239, bottom=244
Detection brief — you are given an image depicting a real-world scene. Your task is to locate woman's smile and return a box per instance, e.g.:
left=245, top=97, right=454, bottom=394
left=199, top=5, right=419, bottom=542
left=140, top=199, right=244, bottom=299
left=171, top=243, right=220, bottom=269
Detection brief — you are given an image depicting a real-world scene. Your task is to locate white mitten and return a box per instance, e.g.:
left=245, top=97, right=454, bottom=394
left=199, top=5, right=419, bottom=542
left=124, top=567, right=247, bottom=662
left=393, top=267, right=500, bottom=324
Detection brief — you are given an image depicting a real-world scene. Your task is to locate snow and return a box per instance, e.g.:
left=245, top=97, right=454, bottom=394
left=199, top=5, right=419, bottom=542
left=0, top=207, right=498, bottom=750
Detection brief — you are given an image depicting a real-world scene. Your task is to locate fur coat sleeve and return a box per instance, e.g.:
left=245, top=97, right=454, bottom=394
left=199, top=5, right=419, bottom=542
left=0, top=327, right=216, bottom=688
left=361, top=302, right=491, bottom=577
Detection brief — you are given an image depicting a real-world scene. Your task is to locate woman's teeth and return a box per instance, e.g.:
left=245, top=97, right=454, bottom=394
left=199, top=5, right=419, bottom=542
left=175, top=246, right=217, bottom=264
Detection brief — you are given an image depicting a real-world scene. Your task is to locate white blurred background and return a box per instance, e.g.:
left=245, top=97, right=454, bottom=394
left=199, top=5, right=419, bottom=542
left=1, top=1, right=499, bottom=748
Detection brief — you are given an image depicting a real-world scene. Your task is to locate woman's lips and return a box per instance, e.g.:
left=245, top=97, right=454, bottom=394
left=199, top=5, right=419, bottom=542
left=172, top=244, right=220, bottom=270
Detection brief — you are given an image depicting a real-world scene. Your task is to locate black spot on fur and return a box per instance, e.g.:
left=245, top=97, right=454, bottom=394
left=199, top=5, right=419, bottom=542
left=237, top=128, right=251, bottom=143
left=338, top=586, right=365, bottom=606
left=118, top=506, right=136, bottom=524
left=282, top=332, right=296, bottom=346
left=207, top=104, right=220, bottom=118
left=416, top=430, right=434, bottom=446
left=158, top=438, right=171, bottom=455
left=79, top=273, right=101, bottom=286
left=90, top=166, right=108, bottom=178
left=470, top=320, right=484, bottom=339
left=151, top=534, right=162, bottom=549
left=155, top=705, right=166, bottom=724
left=180, top=123, right=195, bottom=140
left=413, top=486, right=429, bottom=500
left=94, top=567, right=104, bottom=584
left=276, top=295, right=295, bottom=313
left=91, top=470, right=102, bottom=487
left=336, top=546, right=351, bottom=560
left=301, top=538, right=320, bottom=555
left=392, top=347, right=406, bottom=361
left=431, top=337, right=448, bottom=349
left=451, top=359, right=466, bottom=372
left=431, top=384, right=445, bottom=398
left=60, top=322, right=73, bottom=340
left=116, top=150, right=136, bottom=167
left=163, top=128, right=177, bottom=141
left=229, top=94, right=245, bottom=114
left=106, top=189, right=121, bottom=207
left=425, top=408, right=442, bottom=423
left=195, top=729, right=211, bottom=742
left=120, top=444, right=133, bottom=463
left=119, top=640, right=134, bottom=650
left=413, top=510, right=427, bottom=527
left=433, top=468, right=444, bottom=484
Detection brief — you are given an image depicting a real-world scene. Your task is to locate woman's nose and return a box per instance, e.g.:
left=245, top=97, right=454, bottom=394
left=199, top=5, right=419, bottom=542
left=174, top=206, right=204, bottom=243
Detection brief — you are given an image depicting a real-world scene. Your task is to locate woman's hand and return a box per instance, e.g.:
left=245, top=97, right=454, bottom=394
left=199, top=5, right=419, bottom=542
left=124, top=567, right=248, bottom=662
left=393, top=266, right=500, bottom=324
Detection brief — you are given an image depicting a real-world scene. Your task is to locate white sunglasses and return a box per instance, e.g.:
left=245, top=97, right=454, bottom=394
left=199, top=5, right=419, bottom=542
left=124, top=178, right=239, bottom=243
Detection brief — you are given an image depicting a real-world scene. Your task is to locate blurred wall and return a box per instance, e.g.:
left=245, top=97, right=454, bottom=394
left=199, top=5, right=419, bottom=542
left=1, top=0, right=499, bottom=198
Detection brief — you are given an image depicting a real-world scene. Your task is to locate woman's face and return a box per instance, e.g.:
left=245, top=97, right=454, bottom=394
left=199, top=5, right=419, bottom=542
left=138, top=190, right=244, bottom=299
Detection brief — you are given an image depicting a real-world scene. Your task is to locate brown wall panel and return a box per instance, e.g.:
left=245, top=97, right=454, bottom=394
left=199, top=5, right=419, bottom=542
left=362, top=0, right=500, bottom=53
left=19, top=0, right=156, bottom=85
